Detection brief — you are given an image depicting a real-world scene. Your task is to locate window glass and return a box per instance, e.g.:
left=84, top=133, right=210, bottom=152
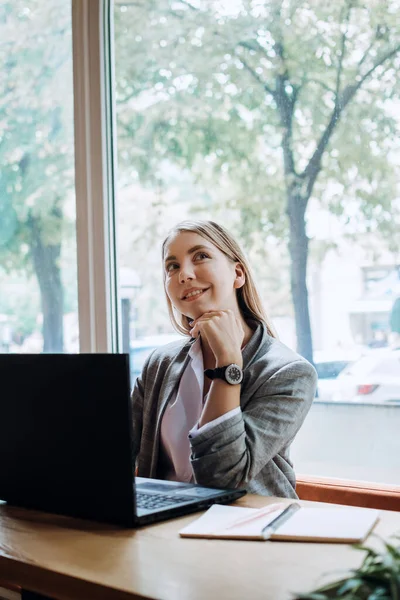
left=0, top=0, right=78, bottom=353
left=113, top=0, right=400, bottom=484
left=315, top=361, right=350, bottom=380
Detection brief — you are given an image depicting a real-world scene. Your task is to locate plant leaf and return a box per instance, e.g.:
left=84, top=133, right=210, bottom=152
left=384, top=542, right=400, bottom=562
left=389, top=574, right=400, bottom=600
left=353, top=544, right=380, bottom=558
left=337, top=578, right=364, bottom=595
left=297, top=535, right=400, bottom=600
left=368, top=590, right=392, bottom=600
left=294, top=593, right=329, bottom=600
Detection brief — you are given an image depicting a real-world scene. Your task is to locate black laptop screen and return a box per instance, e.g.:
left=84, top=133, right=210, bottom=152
left=0, top=353, right=135, bottom=526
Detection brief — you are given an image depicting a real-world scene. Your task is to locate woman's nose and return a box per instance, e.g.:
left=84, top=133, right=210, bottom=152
left=179, top=266, right=194, bottom=284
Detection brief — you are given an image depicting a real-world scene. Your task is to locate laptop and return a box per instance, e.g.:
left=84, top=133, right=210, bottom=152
left=0, top=353, right=246, bottom=527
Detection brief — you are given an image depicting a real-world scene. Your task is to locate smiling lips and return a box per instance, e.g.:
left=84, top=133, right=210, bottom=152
left=182, top=288, right=210, bottom=301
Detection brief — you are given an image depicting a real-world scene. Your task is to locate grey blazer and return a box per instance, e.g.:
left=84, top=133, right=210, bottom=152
left=131, top=322, right=317, bottom=498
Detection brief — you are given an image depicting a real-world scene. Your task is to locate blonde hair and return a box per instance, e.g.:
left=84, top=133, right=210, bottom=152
left=162, top=220, right=277, bottom=338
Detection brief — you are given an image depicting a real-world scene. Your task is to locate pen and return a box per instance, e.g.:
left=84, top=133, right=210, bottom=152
left=222, top=503, right=284, bottom=531
left=261, top=502, right=301, bottom=540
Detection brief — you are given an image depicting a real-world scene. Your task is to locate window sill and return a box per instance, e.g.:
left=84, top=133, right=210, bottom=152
left=296, top=474, right=400, bottom=511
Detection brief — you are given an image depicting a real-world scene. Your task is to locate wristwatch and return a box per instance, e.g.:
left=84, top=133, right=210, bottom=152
left=204, top=363, right=243, bottom=385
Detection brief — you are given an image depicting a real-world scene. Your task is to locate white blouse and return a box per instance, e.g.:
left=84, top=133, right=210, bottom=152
left=160, top=337, right=240, bottom=482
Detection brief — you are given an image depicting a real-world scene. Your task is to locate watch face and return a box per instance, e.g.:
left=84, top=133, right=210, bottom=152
left=225, top=364, right=243, bottom=385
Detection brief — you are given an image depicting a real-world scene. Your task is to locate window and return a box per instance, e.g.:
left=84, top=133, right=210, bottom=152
left=0, top=0, right=78, bottom=353
left=2, top=1, right=397, bottom=490
left=112, top=0, right=400, bottom=486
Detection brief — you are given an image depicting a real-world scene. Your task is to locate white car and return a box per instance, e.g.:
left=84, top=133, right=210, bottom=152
left=331, top=348, right=400, bottom=404
left=314, top=349, right=365, bottom=401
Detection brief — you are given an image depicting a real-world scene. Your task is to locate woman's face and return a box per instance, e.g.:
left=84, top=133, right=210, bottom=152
left=163, top=231, right=244, bottom=320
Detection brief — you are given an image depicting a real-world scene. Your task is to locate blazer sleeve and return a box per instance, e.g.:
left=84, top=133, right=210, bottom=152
left=188, top=359, right=317, bottom=489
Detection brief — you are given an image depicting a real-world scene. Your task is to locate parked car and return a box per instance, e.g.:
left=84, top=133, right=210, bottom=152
left=314, top=350, right=362, bottom=401
left=129, top=334, right=182, bottom=381
left=331, top=348, right=400, bottom=404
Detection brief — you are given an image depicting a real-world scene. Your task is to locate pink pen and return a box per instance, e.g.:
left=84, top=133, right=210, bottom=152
left=221, top=503, right=285, bottom=531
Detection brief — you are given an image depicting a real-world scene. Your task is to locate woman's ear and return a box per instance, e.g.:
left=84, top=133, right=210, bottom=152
left=234, top=263, right=246, bottom=289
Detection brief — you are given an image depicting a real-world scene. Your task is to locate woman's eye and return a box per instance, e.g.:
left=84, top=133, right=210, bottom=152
left=194, top=252, right=210, bottom=260
left=166, top=263, right=179, bottom=273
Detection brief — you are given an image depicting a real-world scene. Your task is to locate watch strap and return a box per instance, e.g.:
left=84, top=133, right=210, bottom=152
left=204, top=366, right=226, bottom=380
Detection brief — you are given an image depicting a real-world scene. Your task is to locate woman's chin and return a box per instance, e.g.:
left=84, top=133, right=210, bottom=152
left=193, top=305, right=218, bottom=319
left=186, top=309, right=203, bottom=320
left=184, top=305, right=212, bottom=320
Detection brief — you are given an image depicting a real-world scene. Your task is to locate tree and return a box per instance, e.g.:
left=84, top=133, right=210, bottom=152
left=0, top=1, right=74, bottom=351
left=114, top=0, right=400, bottom=362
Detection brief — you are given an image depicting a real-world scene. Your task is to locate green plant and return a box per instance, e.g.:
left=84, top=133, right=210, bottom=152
left=296, top=536, right=400, bottom=599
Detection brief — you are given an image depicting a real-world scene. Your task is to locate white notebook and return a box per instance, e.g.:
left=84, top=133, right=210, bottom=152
left=179, top=502, right=380, bottom=543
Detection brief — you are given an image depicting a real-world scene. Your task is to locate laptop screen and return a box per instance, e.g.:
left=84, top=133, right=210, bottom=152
left=0, top=353, right=136, bottom=526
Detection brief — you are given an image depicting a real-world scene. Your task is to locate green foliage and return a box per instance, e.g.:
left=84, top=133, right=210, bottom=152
left=296, top=535, right=400, bottom=600
left=0, top=1, right=76, bottom=350
left=0, top=0, right=74, bottom=269
left=115, top=0, right=400, bottom=235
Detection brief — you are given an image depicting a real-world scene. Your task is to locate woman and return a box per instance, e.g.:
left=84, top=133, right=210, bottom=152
left=131, top=220, right=317, bottom=498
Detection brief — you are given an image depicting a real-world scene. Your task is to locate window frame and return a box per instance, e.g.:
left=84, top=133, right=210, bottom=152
left=72, top=0, right=120, bottom=353
left=70, top=0, right=399, bottom=508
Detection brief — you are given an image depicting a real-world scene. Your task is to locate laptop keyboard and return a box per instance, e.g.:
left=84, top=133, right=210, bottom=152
left=136, top=491, right=191, bottom=510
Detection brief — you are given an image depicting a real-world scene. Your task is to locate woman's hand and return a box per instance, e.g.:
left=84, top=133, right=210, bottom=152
left=189, top=310, right=244, bottom=368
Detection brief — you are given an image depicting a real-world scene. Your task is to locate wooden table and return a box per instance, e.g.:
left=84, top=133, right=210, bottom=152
left=0, top=495, right=398, bottom=600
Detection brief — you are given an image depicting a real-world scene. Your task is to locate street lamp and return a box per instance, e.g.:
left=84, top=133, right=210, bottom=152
left=119, top=268, right=141, bottom=355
